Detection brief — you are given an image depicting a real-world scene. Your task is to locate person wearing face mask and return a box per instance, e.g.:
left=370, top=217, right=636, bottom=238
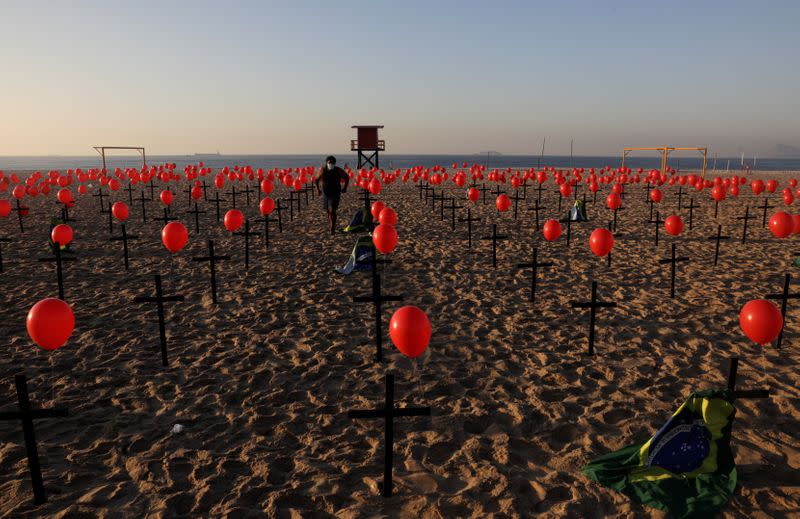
left=314, top=155, right=350, bottom=235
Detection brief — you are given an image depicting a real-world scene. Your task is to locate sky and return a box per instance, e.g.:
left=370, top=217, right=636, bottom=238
left=1, top=1, right=799, bottom=157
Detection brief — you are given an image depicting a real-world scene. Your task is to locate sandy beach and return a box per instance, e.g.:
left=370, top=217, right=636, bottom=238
left=1, top=168, right=799, bottom=518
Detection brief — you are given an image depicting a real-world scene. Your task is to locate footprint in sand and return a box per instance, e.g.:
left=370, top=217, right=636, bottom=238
left=602, top=408, right=632, bottom=425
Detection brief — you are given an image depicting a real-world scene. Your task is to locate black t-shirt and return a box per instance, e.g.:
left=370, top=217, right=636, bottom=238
left=321, top=166, right=346, bottom=197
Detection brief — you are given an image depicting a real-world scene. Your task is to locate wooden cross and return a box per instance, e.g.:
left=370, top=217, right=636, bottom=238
left=570, top=280, right=616, bottom=355
left=233, top=220, right=259, bottom=270
left=109, top=224, right=139, bottom=271
left=12, top=199, right=27, bottom=233
left=37, top=245, right=76, bottom=300
left=192, top=240, right=230, bottom=304
left=444, top=197, right=463, bottom=231
left=353, top=273, right=403, bottom=363
left=509, top=190, right=525, bottom=220
left=181, top=185, right=194, bottom=208
left=675, top=185, right=685, bottom=210
left=650, top=211, right=664, bottom=247
left=606, top=220, right=622, bottom=269
left=758, top=198, right=776, bottom=228
left=684, top=197, right=699, bottom=230
left=153, top=207, right=178, bottom=226
left=0, top=374, right=68, bottom=505
left=133, top=274, right=185, bottom=366
left=225, top=185, right=239, bottom=209
left=0, top=236, right=11, bottom=273
left=765, top=273, right=800, bottom=350
left=147, top=177, right=156, bottom=200
left=347, top=373, right=431, bottom=497
left=527, top=199, right=547, bottom=231
left=533, top=182, right=546, bottom=204
left=201, top=180, right=210, bottom=201
left=457, top=208, right=481, bottom=248
left=242, top=183, right=254, bottom=207
left=658, top=243, right=689, bottom=298
left=480, top=224, right=508, bottom=268
left=561, top=215, right=575, bottom=246
left=257, top=214, right=272, bottom=249
left=611, top=206, right=623, bottom=233
left=432, top=192, right=446, bottom=218
left=642, top=182, right=652, bottom=202
left=490, top=185, right=505, bottom=199
left=417, top=182, right=427, bottom=201
left=706, top=224, right=730, bottom=266
left=185, top=202, right=207, bottom=234
left=423, top=186, right=435, bottom=206
left=737, top=206, right=756, bottom=244
left=555, top=189, right=565, bottom=212
left=92, top=187, right=108, bottom=212
left=727, top=357, right=770, bottom=399
left=59, top=202, right=77, bottom=224
left=124, top=182, right=135, bottom=206
left=208, top=192, right=226, bottom=222
left=477, top=183, right=491, bottom=204
left=136, top=190, right=150, bottom=224
left=515, top=246, right=553, bottom=303
left=647, top=198, right=656, bottom=222
left=273, top=199, right=284, bottom=233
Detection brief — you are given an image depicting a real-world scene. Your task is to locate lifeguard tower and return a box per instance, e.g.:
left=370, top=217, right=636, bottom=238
left=351, top=125, right=385, bottom=169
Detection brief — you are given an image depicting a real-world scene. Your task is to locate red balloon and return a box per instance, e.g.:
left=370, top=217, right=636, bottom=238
left=496, top=194, right=511, bottom=212
left=371, top=201, right=386, bottom=220
left=259, top=197, right=275, bottom=215
left=739, top=299, right=782, bottom=345
left=606, top=193, right=621, bottom=211
left=664, top=215, right=684, bottom=236
left=379, top=207, right=397, bottom=226
left=467, top=187, right=479, bottom=203
left=191, top=186, right=203, bottom=200
left=389, top=306, right=431, bottom=359
left=766, top=179, right=778, bottom=193
left=27, top=298, right=75, bottom=351
left=792, top=214, right=800, bottom=235
left=543, top=219, right=562, bottom=241
left=589, top=228, right=614, bottom=257
left=769, top=211, right=793, bottom=239
left=112, top=201, right=129, bottom=221
left=261, top=179, right=274, bottom=195
left=51, top=224, right=73, bottom=246
left=649, top=188, right=662, bottom=203
left=224, top=209, right=244, bottom=232
left=368, top=178, right=382, bottom=195
left=372, top=224, right=398, bottom=254
left=559, top=183, right=572, bottom=198
left=160, top=190, right=174, bottom=206
left=56, top=188, right=73, bottom=205
left=711, top=186, right=726, bottom=202
left=0, top=199, right=10, bottom=217
left=12, top=185, right=25, bottom=199
left=108, top=179, right=120, bottom=191
left=161, top=221, right=188, bottom=253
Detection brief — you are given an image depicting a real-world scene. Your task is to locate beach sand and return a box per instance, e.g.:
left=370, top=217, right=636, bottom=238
left=1, top=170, right=799, bottom=518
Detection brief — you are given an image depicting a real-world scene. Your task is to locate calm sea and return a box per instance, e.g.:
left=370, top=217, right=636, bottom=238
left=1, top=154, right=799, bottom=173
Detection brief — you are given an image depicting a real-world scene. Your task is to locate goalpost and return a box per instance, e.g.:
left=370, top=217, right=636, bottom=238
left=621, top=147, right=708, bottom=179
left=93, top=146, right=147, bottom=170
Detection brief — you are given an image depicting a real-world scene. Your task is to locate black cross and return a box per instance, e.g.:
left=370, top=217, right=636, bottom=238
left=346, top=373, right=431, bottom=498
left=727, top=357, right=770, bottom=399
left=713, top=199, right=721, bottom=219
left=758, top=198, right=775, bottom=228
left=201, top=180, right=210, bottom=201
left=133, top=274, right=185, bottom=367
left=124, top=182, right=135, bottom=206
left=480, top=224, right=508, bottom=268
left=736, top=206, right=756, bottom=244
left=570, top=280, right=617, bottom=355
left=527, top=199, right=547, bottom=231
left=59, top=202, right=77, bottom=224
left=136, top=190, right=150, bottom=223
left=153, top=207, right=178, bottom=226
left=109, top=224, right=139, bottom=271
left=242, top=183, right=254, bottom=207
left=606, top=220, right=622, bottom=269
left=37, top=245, right=76, bottom=300
left=457, top=208, right=481, bottom=248
left=766, top=273, right=800, bottom=350
left=658, top=243, right=689, bottom=298
left=478, top=183, right=491, bottom=205
left=490, top=185, right=505, bottom=199
left=257, top=214, right=271, bottom=249
left=0, top=236, right=11, bottom=273
left=192, top=240, right=230, bottom=304
left=353, top=274, right=403, bottom=363
left=225, top=185, right=239, bottom=209
left=233, top=220, right=259, bottom=270
left=147, top=177, right=156, bottom=200
left=555, top=189, right=565, bottom=212
left=509, top=190, right=525, bottom=220
left=560, top=215, right=575, bottom=246
left=684, top=197, right=699, bottom=231
left=611, top=206, right=624, bottom=233
left=642, top=182, right=652, bottom=202
left=208, top=192, right=226, bottom=222
left=0, top=374, right=68, bottom=505
left=515, top=246, right=553, bottom=303
left=433, top=192, right=446, bottom=218
left=675, top=185, right=685, bottom=210
left=533, top=182, right=546, bottom=204
left=423, top=186, right=435, bottom=206
left=273, top=199, right=284, bottom=233
left=186, top=202, right=207, bottom=234
left=417, top=182, right=427, bottom=201
left=650, top=211, right=664, bottom=247
left=282, top=192, right=300, bottom=222
left=182, top=185, right=194, bottom=208
left=706, top=224, right=730, bottom=267
left=12, top=199, right=27, bottom=233
left=646, top=199, right=656, bottom=221
left=92, top=187, right=108, bottom=212
left=444, top=197, right=463, bottom=231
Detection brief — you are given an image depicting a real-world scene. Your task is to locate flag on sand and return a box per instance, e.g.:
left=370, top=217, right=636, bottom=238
left=582, top=389, right=738, bottom=519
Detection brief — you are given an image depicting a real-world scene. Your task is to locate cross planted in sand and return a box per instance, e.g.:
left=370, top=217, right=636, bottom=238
left=133, top=274, right=185, bottom=367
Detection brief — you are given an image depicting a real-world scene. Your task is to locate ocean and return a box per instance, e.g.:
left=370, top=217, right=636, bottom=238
left=1, top=154, right=799, bottom=173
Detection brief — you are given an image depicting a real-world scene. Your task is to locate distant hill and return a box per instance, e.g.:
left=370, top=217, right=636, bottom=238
left=476, top=151, right=503, bottom=156
left=767, top=144, right=800, bottom=158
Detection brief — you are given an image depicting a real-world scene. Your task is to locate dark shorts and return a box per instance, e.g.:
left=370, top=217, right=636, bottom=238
left=323, top=193, right=341, bottom=211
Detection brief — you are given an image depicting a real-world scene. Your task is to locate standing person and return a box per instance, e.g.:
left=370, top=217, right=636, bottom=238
left=314, top=155, right=349, bottom=235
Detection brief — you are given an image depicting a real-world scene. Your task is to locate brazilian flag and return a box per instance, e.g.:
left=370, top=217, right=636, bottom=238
left=582, top=389, right=738, bottom=519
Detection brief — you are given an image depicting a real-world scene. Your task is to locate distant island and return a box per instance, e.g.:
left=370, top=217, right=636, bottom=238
left=476, top=151, right=503, bottom=156
left=194, top=151, right=221, bottom=157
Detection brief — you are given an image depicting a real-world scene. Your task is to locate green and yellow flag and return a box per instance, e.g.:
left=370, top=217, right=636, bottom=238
left=582, top=389, right=738, bottom=519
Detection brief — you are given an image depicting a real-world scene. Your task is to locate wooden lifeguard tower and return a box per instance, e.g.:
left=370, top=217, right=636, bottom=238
left=351, top=125, right=385, bottom=169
